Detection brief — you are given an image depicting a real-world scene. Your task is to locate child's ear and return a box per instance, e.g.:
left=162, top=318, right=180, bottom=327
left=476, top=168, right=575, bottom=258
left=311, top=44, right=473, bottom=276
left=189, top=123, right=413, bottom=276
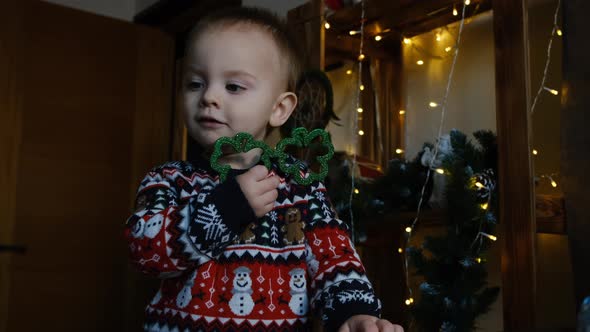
left=269, top=92, right=297, bottom=127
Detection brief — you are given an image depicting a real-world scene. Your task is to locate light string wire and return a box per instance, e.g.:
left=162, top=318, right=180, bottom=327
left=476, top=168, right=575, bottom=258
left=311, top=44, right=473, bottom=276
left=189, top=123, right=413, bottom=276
left=402, top=1, right=469, bottom=305
left=348, top=0, right=366, bottom=244
left=400, top=0, right=562, bottom=312
left=400, top=3, right=485, bottom=62
left=530, top=0, right=561, bottom=114
left=530, top=0, right=562, bottom=190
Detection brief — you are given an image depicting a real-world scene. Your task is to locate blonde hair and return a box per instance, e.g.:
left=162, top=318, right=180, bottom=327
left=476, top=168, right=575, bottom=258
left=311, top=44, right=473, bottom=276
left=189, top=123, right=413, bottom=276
left=185, top=7, right=302, bottom=92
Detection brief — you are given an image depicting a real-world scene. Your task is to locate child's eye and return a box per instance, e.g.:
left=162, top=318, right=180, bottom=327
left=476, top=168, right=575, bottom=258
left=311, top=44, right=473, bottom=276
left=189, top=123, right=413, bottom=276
left=226, top=83, right=245, bottom=93
left=186, top=80, right=204, bottom=91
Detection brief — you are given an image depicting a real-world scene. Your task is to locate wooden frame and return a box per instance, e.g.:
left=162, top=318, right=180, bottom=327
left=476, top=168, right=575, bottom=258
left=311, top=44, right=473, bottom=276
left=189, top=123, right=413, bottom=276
left=323, top=0, right=538, bottom=330
left=287, top=0, right=325, bottom=70
left=562, top=0, right=590, bottom=312
left=323, top=0, right=493, bottom=168
left=492, top=1, right=537, bottom=329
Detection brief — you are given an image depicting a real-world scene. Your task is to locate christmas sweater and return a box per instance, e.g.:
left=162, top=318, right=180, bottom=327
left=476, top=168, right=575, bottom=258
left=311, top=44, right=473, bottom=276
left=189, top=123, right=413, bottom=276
left=124, top=155, right=381, bottom=332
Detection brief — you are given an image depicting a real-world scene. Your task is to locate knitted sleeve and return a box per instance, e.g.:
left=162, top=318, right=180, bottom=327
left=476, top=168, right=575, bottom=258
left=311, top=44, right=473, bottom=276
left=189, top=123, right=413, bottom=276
left=304, top=181, right=381, bottom=332
left=124, top=161, right=256, bottom=278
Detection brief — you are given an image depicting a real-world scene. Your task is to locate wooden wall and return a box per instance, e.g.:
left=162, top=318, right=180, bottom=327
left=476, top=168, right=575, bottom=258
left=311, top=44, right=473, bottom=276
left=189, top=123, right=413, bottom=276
left=562, top=0, right=590, bottom=313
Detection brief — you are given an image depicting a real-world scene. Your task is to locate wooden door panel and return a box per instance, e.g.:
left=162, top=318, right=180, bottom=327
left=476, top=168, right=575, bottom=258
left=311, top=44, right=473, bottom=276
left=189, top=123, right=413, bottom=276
left=0, top=2, right=25, bottom=330
left=2, top=1, right=173, bottom=331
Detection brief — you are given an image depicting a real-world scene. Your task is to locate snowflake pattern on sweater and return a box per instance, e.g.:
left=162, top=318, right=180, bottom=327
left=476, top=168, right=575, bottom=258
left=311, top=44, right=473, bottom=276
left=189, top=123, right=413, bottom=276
left=125, top=156, right=381, bottom=332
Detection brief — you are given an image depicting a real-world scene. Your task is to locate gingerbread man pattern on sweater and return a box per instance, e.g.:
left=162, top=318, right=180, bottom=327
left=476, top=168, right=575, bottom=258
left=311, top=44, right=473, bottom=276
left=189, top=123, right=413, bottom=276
left=125, top=155, right=381, bottom=332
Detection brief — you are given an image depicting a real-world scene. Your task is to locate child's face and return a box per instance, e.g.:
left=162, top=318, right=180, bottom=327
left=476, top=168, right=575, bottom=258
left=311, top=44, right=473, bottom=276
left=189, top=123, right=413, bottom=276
left=182, top=24, right=291, bottom=151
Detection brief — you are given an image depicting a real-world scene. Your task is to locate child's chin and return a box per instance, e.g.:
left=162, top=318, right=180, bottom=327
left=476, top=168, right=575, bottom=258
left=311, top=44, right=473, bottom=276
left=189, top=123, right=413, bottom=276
left=191, top=133, right=219, bottom=150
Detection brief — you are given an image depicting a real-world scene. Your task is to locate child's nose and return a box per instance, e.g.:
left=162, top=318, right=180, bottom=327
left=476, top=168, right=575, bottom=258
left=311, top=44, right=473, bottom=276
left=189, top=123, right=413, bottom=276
left=199, top=86, right=220, bottom=108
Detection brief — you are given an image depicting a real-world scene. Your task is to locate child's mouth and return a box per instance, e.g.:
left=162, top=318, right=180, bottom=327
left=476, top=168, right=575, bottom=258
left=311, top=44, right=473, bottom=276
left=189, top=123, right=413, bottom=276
left=198, top=116, right=226, bottom=128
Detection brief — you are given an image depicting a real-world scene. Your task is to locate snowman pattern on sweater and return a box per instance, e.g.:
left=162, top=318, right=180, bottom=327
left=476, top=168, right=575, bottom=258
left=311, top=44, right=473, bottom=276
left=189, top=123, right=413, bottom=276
left=126, top=159, right=381, bottom=331
left=176, top=270, right=197, bottom=309
left=288, top=268, right=308, bottom=316
left=229, top=266, right=255, bottom=316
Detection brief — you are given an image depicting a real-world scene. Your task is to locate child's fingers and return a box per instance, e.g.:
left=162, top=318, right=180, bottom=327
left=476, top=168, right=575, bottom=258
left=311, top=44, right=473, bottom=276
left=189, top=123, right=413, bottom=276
left=252, top=192, right=277, bottom=218
left=257, top=175, right=280, bottom=193
left=259, top=189, right=278, bottom=206
left=248, top=165, right=269, bottom=181
left=376, top=320, right=402, bottom=332
left=263, top=202, right=275, bottom=214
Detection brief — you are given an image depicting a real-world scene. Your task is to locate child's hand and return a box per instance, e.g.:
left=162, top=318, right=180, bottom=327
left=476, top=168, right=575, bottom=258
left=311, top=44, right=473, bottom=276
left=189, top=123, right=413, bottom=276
left=338, top=315, right=403, bottom=332
left=236, top=165, right=279, bottom=218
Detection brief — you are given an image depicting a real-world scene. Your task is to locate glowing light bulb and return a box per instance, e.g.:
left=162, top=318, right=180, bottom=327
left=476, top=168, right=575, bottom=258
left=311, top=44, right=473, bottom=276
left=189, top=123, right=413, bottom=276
left=349, top=30, right=358, bottom=36
left=405, top=299, right=411, bottom=305
left=358, top=53, right=365, bottom=61
left=453, top=6, right=458, bottom=16
left=403, top=38, right=411, bottom=45
left=475, top=182, right=484, bottom=188
left=398, top=248, right=403, bottom=253
left=396, top=148, right=404, bottom=154
left=324, top=22, right=331, bottom=29
left=476, top=257, right=482, bottom=263
left=543, top=86, right=559, bottom=95
left=354, top=188, right=360, bottom=194
left=481, top=232, right=497, bottom=241
left=436, top=168, right=445, bottom=175
left=532, top=149, right=538, bottom=155
left=436, top=33, right=442, bottom=41
left=358, top=130, right=365, bottom=136
left=346, top=69, right=353, bottom=75
left=417, top=60, right=424, bottom=65
left=557, top=28, right=562, bottom=36
left=399, top=110, right=406, bottom=115
left=465, top=0, right=471, bottom=5
left=445, top=46, right=452, bottom=52
left=551, top=179, right=558, bottom=188
left=357, top=107, right=363, bottom=113
left=410, top=298, right=414, bottom=303
left=360, top=85, right=365, bottom=91
left=429, top=102, right=439, bottom=108
left=480, top=203, right=489, bottom=210
left=405, top=227, right=412, bottom=233
left=375, top=35, right=382, bottom=41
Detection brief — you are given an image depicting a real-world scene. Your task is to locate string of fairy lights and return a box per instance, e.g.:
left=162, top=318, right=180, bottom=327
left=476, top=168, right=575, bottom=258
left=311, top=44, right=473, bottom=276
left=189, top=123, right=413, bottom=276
left=531, top=0, right=562, bottom=115
left=531, top=0, right=562, bottom=190
left=346, top=0, right=366, bottom=245
left=325, top=0, right=564, bottom=309
left=400, top=1, right=471, bottom=308
left=327, top=0, right=472, bottom=308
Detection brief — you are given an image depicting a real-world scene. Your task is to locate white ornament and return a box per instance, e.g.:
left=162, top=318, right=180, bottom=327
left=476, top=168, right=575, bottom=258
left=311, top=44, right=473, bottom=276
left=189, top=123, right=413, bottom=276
left=421, top=134, right=453, bottom=209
